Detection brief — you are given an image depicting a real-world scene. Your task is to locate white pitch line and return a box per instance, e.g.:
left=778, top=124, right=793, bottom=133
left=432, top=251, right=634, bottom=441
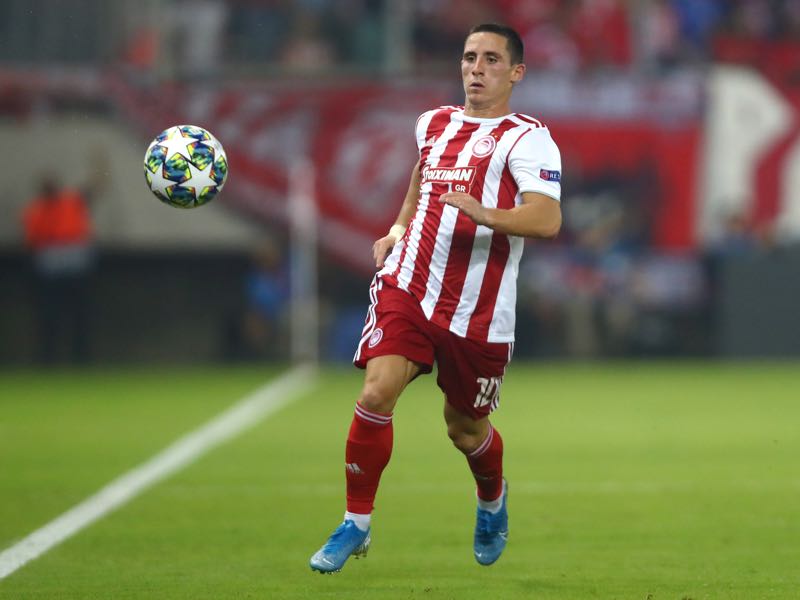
left=0, top=365, right=316, bottom=581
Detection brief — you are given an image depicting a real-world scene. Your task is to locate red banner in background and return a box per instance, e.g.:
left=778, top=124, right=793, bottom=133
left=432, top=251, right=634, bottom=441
left=111, top=78, right=454, bottom=270
left=551, top=119, right=700, bottom=249
left=111, top=77, right=701, bottom=270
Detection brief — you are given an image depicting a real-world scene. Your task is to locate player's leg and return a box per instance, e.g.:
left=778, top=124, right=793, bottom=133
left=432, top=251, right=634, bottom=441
left=309, top=355, right=420, bottom=574
left=444, top=403, right=509, bottom=566
left=346, top=354, right=420, bottom=520
left=311, top=279, right=432, bottom=573
left=444, top=403, right=503, bottom=502
left=436, top=335, right=512, bottom=565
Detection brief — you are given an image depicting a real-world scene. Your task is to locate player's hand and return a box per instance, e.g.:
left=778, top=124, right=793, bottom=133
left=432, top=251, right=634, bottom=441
left=439, top=192, right=489, bottom=226
left=373, top=234, right=399, bottom=269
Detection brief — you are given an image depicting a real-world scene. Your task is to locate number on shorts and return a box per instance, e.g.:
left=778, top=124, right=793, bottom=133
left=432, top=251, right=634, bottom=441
left=474, top=376, right=503, bottom=409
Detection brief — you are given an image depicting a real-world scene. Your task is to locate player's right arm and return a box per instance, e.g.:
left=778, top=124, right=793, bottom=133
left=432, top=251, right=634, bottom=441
left=373, top=159, right=421, bottom=268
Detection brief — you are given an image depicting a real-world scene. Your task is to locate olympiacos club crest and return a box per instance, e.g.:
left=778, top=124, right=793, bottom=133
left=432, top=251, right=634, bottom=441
left=368, top=328, right=383, bottom=348
left=472, top=135, right=496, bottom=158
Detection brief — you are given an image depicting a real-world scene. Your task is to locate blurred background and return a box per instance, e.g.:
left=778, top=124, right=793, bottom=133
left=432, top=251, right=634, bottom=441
left=2, top=0, right=800, bottom=366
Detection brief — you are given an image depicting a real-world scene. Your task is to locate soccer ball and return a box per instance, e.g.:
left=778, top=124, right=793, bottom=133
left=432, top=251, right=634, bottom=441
left=143, top=125, right=228, bottom=208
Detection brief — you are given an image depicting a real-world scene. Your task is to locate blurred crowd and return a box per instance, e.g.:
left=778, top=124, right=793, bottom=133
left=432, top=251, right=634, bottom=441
left=3, top=0, right=799, bottom=77
left=513, top=169, right=789, bottom=359
left=144, top=0, right=800, bottom=77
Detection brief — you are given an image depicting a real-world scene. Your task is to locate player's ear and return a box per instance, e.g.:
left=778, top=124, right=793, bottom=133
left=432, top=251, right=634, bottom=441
left=510, top=63, right=525, bottom=84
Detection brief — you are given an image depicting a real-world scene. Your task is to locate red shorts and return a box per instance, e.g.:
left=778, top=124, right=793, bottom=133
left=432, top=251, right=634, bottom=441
left=354, top=278, right=513, bottom=420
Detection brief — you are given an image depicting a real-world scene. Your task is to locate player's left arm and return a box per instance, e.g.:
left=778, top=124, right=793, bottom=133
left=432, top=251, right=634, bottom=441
left=441, top=127, right=562, bottom=239
left=439, top=191, right=561, bottom=239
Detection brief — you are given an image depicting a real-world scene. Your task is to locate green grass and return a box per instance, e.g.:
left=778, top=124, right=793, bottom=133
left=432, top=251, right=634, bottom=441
left=1, top=362, right=799, bottom=599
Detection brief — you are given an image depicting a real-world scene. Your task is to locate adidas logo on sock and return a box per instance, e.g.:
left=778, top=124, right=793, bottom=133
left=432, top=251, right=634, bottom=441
left=345, top=463, right=363, bottom=475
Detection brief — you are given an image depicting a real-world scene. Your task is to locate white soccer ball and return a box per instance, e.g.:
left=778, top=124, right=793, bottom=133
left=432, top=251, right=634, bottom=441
left=143, top=125, right=228, bottom=208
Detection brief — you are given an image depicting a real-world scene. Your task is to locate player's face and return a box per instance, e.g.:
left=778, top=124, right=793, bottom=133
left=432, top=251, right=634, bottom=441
left=461, top=32, right=525, bottom=117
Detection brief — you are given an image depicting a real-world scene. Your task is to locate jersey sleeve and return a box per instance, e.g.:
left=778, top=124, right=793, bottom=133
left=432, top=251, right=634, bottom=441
left=414, top=107, right=443, bottom=155
left=507, top=127, right=562, bottom=201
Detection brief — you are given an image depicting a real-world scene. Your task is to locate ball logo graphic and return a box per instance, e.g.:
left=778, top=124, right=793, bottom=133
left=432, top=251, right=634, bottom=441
left=472, top=135, right=496, bottom=158
left=143, top=125, right=228, bottom=208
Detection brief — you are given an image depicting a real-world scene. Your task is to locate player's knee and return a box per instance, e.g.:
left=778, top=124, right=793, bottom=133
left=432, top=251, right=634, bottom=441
left=447, top=424, right=480, bottom=454
left=358, top=384, right=396, bottom=414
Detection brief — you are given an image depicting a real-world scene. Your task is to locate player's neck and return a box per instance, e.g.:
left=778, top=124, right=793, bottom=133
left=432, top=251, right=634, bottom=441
left=463, top=100, right=511, bottom=119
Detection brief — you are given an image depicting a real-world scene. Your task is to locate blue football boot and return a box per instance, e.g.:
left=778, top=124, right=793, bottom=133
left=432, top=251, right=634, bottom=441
left=473, top=479, right=508, bottom=566
left=309, top=520, right=371, bottom=574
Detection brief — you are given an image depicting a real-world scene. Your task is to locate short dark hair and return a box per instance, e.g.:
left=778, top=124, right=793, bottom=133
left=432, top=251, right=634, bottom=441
left=467, top=23, right=524, bottom=65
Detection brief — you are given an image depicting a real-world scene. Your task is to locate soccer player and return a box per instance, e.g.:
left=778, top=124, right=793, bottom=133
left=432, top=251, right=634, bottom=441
left=310, top=23, right=562, bottom=573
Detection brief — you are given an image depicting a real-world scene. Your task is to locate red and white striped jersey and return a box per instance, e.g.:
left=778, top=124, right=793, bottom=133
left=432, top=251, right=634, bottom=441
left=379, top=105, right=562, bottom=343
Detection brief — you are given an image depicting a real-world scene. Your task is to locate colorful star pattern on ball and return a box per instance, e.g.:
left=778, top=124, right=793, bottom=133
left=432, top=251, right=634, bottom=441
left=143, top=125, right=228, bottom=208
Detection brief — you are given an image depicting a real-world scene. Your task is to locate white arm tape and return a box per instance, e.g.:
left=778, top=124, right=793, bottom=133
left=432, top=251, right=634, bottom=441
left=388, top=224, right=406, bottom=242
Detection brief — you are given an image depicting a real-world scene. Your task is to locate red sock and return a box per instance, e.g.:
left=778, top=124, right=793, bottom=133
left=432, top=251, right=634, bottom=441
left=345, top=402, right=393, bottom=514
left=465, top=425, right=504, bottom=501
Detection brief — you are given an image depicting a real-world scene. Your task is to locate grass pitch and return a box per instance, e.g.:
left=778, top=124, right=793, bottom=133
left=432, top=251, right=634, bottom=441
left=1, top=362, right=798, bottom=599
